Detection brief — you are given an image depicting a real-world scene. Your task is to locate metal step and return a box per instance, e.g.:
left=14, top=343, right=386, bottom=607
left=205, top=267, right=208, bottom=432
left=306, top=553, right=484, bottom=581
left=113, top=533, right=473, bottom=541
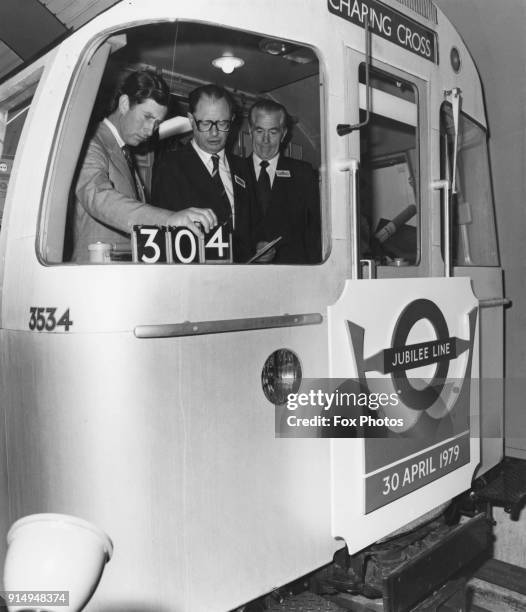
left=473, top=458, right=526, bottom=520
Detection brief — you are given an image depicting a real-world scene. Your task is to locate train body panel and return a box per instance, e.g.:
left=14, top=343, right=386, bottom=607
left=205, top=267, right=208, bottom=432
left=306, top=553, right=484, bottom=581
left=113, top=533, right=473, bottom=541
left=1, top=327, right=338, bottom=610
left=0, top=0, right=505, bottom=609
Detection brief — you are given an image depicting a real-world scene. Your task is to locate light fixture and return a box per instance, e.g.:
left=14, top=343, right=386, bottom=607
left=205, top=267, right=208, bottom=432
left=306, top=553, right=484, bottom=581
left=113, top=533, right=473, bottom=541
left=450, top=46, right=461, bottom=73
left=212, top=52, right=244, bottom=74
left=259, top=38, right=290, bottom=56
left=261, top=349, right=302, bottom=405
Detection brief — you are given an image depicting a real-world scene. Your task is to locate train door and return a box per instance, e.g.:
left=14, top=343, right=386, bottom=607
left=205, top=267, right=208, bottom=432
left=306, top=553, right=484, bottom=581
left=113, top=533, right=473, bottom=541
left=326, top=40, right=480, bottom=551
left=355, top=58, right=429, bottom=277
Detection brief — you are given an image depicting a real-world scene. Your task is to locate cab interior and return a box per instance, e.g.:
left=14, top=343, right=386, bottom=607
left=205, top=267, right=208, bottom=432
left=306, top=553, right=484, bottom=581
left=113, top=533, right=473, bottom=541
left=62, top=20, right=323, bottom=262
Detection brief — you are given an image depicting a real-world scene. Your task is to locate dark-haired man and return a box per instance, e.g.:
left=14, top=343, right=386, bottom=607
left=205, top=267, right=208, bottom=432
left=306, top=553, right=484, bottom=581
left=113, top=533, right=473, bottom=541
left=152, top=84, right=255, bottom=262
left=247, top=99, right=320, bottom=264
left=71, top=69, right=217, bottom=262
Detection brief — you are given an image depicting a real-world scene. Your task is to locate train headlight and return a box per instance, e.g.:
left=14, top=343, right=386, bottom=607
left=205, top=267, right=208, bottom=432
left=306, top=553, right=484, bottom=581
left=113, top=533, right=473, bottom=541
left=261, top=349, right=302, bottom=405
left=450, top=47, right=461, bottom=73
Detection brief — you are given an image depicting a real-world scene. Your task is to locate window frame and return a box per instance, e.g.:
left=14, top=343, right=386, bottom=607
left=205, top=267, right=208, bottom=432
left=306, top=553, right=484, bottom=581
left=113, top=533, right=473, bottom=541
left=0, top=68, right=44, bottom=225
left=439, top=101, right=500, bottom=268
left=37, top=20, right=328, bottom=267
left=358, top=62, right=422, bottom=269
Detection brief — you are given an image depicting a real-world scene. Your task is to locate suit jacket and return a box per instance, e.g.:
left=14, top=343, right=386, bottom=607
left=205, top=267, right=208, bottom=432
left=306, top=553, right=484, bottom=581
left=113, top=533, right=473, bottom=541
left=152, top=144, right=256, bottom=262
left=71, top=121, right=173, bottom=262
left=248, top=154, right=321, bottom=264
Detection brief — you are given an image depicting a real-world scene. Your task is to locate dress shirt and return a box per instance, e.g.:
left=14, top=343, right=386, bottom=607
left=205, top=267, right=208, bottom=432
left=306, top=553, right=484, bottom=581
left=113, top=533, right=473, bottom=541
left=103, top=118, right=125, bottom=148
left=252, top=152, right=279, bottom=187
left=191, top=140, right=235, bottom=224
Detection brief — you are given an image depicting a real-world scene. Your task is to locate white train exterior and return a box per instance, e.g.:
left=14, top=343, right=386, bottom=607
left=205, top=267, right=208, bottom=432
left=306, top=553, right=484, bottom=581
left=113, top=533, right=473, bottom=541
left=0, top=0, right=504, bottom=610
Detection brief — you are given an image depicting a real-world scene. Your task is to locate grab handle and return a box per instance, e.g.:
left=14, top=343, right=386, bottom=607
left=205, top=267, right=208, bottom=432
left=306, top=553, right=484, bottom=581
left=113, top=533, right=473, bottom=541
left=432, top=179, right=451, bottom=277
left=338, top=158, right=360, bottom=278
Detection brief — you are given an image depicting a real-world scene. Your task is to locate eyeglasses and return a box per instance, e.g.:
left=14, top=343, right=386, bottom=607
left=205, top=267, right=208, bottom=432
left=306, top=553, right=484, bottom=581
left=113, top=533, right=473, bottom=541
left=193, top=117, right=232, bottom=132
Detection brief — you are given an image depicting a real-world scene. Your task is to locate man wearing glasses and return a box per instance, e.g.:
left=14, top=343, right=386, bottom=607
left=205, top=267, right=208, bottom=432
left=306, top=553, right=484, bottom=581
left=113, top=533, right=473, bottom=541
left=152, top=84, right=255, bottom=262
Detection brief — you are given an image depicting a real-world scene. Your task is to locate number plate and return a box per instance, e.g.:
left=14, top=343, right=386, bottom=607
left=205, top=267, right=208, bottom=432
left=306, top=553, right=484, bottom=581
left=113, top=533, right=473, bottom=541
left=167, top=227, right=202, bottom=264
left=132, top=225, right=232, bottom=264
left=203, top=225, right=232, bottom=263
left=132, top=226, right=168, bottom=263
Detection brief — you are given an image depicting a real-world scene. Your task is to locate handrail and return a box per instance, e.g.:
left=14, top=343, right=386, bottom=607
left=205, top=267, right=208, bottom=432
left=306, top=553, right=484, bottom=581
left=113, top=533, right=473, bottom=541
left=479, top=298, right=511, bottom=309
left=338, top=159, right=360, bottom=278
left=134, top=312, right=323, bottom=339
left=432, top=179, right=451, bottom=277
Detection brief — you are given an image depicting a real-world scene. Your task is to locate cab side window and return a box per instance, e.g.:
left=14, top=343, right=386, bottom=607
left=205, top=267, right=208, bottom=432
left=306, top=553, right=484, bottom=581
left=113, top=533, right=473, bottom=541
left=359, top=65, right=419, bottom=266
left=43, top=22, right=324, bottom=266
left=440, top=104, right=499, bottom=267
left=0, top=75, right=41, bottom=228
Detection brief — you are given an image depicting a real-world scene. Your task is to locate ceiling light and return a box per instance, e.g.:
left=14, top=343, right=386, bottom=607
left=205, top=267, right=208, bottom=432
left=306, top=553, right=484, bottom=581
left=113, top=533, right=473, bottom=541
left=259, top=38, right=290, bottom=56
left=212, top=53, right=244, bottom=74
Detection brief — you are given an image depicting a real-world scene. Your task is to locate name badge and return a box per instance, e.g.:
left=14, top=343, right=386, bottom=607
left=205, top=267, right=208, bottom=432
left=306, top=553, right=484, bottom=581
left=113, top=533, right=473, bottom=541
left=276, top=170, right=291, bottom=178
left=234, top=175, right=246, bottom=188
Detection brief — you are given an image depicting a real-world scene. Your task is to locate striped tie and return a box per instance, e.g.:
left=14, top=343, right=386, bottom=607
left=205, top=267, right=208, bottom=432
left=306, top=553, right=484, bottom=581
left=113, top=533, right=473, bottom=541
left=211, top=154, right=233, bottom=227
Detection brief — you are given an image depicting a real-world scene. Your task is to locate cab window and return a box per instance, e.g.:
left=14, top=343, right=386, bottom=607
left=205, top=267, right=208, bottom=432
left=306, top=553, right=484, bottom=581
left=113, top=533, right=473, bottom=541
left=41, top=22, right=324, bottom=265
left=440, top=104, right=499, bottom=267
left=359, top=65, right=419, bottom=266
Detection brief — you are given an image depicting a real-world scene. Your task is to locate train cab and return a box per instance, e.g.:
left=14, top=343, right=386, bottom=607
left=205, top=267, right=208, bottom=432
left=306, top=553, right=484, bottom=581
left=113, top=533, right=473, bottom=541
left=0, top=0, right=505, bottom=610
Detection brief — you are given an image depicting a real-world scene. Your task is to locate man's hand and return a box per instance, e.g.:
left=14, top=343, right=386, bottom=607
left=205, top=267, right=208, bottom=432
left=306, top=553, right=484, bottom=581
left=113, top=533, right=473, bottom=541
left=167, top=207, right=218, bottom=237
left=255, top=240, right=277, bottom=263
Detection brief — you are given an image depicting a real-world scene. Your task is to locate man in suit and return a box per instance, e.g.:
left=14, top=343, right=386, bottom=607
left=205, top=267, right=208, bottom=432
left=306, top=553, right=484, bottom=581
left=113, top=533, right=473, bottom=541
left=152, top=84, right=255, bottom=262
left=71, top=69, right=217, bottom=262
left=247, top=99, right=321, bottom=264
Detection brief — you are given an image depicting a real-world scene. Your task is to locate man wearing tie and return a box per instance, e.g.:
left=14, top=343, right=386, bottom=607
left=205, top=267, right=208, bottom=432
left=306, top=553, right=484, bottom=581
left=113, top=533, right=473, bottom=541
left=248, top=99, right=321, bottom=264
left=152, top=84, right=255, bottom=262
left=71, top=69, right=217, bottom=262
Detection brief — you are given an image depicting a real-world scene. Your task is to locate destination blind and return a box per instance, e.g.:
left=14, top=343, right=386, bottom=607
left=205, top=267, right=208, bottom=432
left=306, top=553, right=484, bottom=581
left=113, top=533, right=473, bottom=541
left=328, top=0, right=437, bottom=63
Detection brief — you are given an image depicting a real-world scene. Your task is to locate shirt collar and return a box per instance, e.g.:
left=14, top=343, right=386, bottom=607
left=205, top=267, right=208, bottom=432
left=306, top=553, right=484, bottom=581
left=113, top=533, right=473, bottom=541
left=253, top=152, right=279, bottom=173
left=103, top=117, right=125, bottom=149
left=192, top=139, right=225, bottom=166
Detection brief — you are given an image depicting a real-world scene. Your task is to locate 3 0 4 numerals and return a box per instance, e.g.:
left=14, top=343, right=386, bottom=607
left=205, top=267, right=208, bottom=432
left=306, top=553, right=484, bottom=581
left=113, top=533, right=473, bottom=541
left=132, top=224, right=232, bottom=264
left=28, top=307, right=73, bottom=332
